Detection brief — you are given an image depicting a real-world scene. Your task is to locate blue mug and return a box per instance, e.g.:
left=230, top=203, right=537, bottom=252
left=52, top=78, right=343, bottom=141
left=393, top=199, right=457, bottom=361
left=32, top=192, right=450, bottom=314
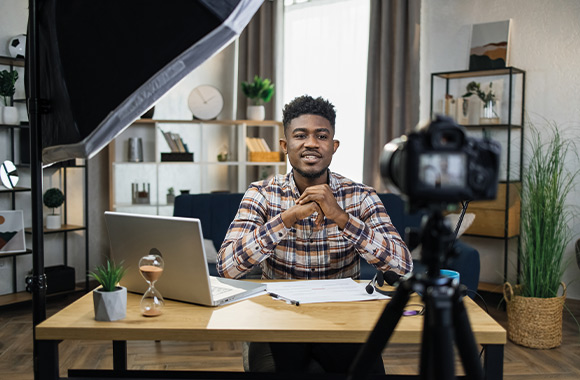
left=440, top=269, right=460, bottom=282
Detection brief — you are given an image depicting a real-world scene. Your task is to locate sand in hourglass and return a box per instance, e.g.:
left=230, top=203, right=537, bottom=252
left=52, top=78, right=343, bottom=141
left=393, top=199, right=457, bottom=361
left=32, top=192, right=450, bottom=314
left=140, top=265, right=163, bottom=281
left=139, top=265, right=164, bottom=317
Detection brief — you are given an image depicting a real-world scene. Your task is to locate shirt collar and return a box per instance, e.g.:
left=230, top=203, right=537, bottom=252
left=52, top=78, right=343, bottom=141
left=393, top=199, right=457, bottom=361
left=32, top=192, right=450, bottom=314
left=288, top=169, right=338, bottom=198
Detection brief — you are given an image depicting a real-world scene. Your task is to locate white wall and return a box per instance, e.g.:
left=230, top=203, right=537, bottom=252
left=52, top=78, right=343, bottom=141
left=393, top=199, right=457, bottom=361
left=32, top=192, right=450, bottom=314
left=420, top=0, right=580, bottom=299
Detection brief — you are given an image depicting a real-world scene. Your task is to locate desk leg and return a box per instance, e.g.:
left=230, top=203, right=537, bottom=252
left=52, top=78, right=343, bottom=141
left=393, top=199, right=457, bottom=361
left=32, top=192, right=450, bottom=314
left=483, top=344, right=504, bottom=380
left=112, top=341, right=127, bottom=371
left=36, top=340, right=59, bottom=380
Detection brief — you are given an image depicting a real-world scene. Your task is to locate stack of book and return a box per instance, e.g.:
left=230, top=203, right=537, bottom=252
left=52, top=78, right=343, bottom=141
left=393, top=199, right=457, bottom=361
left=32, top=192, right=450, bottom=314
left=160, top=129, right=193, bottom=162
left=246, top=137, right=282, bottom=162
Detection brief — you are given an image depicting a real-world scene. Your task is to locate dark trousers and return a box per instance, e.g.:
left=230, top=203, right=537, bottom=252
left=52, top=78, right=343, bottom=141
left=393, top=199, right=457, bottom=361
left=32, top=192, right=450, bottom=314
left=247, top=342, right=385, bottom=374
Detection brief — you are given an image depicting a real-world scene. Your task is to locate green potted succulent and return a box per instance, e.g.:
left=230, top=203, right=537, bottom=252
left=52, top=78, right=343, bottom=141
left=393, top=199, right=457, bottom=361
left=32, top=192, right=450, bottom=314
left=241, top=75, right=275, bottom=121
left=504, top=121, right=579, bottom=349
left=0, top=69, right=20, bottom=125
left=89, top=259, right=127, bottom=321
left=43, top=188, right=65, bottom=229
left=462, top=81, right=499, bottom=124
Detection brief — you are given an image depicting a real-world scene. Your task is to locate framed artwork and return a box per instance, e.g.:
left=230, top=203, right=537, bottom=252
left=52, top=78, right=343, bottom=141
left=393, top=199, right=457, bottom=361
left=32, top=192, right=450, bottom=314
left=469, top=20, right=511, bottom=70
left=0, top=210, right=26, bottom=254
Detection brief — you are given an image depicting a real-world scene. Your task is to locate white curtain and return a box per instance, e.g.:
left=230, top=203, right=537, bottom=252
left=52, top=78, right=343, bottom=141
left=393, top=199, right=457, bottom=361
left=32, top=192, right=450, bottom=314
left=283, top=0, right=370, bottom=182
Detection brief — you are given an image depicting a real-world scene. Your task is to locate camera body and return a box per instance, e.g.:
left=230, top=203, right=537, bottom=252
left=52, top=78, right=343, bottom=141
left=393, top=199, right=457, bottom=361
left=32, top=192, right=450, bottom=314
left=380, top=115, right=501, bottom=208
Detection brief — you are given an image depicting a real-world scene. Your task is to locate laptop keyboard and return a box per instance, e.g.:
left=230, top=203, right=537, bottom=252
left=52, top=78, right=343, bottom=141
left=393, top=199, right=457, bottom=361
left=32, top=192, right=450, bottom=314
left=212, top=285, right=231, bottom=296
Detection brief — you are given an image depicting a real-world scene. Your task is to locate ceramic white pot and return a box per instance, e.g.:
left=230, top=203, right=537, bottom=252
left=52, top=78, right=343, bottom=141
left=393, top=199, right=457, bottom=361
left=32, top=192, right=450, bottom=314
left=247, top=105, right=265, bottom=121
left=93, top=286, right=127, bottom=321
left=2, top=106, right=20, bottom=125
left=46, top=214, right=61, bottom=229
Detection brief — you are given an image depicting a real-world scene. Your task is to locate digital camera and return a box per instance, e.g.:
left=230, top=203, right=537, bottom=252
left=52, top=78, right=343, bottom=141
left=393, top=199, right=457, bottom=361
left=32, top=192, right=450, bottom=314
left=380, top=115, right=501, bottom=208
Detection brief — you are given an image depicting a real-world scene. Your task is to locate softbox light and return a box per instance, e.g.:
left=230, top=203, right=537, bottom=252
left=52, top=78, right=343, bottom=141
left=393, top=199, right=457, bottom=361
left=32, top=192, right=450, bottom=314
left=29, top=0, right=263, bottom=165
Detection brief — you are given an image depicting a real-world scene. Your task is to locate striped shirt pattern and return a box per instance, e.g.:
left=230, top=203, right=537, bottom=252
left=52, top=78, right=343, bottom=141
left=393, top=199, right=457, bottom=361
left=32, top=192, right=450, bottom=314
left=217, top=171, right=413, bottom=280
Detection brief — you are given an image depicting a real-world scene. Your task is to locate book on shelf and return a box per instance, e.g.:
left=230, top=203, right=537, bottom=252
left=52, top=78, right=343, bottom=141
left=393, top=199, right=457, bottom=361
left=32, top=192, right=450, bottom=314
left=159, top=128, right=188, bottom=153
left=245, top=137, right=271, bottom=152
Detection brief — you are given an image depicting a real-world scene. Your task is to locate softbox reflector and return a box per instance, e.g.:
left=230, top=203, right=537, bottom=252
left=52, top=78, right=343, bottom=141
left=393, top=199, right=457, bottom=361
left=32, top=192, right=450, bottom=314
left=29, top=0, right=262, bottom=165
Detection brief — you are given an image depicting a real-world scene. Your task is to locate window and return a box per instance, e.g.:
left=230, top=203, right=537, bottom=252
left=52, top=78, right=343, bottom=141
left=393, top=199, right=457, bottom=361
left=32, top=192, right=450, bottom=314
left=283, top=0, right=370, bottom=182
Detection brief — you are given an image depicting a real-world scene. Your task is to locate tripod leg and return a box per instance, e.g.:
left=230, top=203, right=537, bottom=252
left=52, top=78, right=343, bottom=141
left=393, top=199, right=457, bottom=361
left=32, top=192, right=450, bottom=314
left=452, top=287, right=484, bottom=380
left=347, top=280, right=413, bottom=380
left=419, top=284, right=455, bottom=380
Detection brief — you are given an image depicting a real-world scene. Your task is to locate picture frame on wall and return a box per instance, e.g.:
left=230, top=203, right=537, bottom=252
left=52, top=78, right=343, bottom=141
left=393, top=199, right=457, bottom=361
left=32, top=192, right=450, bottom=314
left=0, top=210, right=26, bottom=254
left=469, top=20, right=511, bottom=71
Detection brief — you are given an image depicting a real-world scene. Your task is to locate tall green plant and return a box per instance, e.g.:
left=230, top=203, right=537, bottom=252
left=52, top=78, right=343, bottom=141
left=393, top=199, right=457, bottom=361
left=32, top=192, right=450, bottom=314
left=520, top=121, right=579, bottom=298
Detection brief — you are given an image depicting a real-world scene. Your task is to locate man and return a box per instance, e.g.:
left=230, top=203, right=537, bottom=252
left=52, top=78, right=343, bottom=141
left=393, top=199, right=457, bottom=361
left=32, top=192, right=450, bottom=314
left=218, top=95, right=413, bottom=373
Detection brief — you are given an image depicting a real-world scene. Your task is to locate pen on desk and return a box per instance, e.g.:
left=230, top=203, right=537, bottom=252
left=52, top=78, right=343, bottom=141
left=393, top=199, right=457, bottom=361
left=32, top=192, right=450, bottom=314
left=269, top=292, right=300, bottom=306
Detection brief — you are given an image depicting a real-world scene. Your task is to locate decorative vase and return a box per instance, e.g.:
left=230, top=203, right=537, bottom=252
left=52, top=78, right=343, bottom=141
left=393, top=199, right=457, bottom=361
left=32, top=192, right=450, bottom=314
left=247, top=105, right=265, bottom=121
left=166, top=194, right=175, bottom=204
left=46, top=214, right=61, bottom=229
left=2, top=106, right=20, bottom=125
left=93, top=286, right=127, bottom=321
left=479, top=100, right=500, bottom=124
left=504, top=282, right=566, bottom=349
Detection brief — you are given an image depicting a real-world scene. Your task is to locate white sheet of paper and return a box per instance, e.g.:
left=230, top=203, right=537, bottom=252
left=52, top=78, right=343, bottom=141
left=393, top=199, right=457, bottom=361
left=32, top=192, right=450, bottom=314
left=264, top=278, right=390, bottom=304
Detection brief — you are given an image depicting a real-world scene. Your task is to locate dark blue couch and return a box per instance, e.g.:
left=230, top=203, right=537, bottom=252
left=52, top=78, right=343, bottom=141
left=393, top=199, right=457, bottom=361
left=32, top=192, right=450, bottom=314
left=173, top=193, right=480, bottom=295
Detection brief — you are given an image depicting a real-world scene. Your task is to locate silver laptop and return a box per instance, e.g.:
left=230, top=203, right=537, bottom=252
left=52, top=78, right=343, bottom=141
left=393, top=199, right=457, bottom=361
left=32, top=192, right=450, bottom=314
left=104, top=211, right=265, bottom=307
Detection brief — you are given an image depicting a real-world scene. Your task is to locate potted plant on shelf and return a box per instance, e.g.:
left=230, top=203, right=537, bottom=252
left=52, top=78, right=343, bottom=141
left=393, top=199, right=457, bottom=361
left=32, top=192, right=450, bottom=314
left=504, top=121, right=579, bottom=349
left=43, top=188, right=65, bottom=229
left=241, top=75, right=275, bottom=121
left=89, top=259, right=127, bottom=321
left=0, top=69, right=20, bottom=125
left=462, top=81, right=499, bottom=124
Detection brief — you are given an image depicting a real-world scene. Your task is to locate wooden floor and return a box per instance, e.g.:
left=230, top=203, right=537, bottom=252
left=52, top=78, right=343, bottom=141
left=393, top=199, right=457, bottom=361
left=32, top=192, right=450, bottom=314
left=1, top=292, right=579, bottom=379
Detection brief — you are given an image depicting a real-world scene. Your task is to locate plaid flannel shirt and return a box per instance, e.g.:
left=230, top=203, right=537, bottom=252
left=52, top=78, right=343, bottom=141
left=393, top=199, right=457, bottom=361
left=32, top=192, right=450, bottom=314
left=217, top=171, right=412, bottom=280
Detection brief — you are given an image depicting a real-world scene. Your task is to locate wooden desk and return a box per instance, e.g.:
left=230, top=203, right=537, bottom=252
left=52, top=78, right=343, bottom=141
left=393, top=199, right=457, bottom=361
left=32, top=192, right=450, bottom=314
left=35, top=290, right=506, bottom=379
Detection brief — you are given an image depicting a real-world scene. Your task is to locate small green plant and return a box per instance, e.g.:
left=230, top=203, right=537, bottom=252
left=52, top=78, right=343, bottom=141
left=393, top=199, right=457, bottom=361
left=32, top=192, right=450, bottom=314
left=89, top=260, right=127, bottom=292
left=167, top=187, right=175, bottom=195
left=520, top=121, right=579, bottom=298
left=0, top=69, right=19, bottom=106
left=462, top=81, right=496, bottom=104
left=43, top=188, right=65, bottom=215
left=241, top=75, right=275, bottom=105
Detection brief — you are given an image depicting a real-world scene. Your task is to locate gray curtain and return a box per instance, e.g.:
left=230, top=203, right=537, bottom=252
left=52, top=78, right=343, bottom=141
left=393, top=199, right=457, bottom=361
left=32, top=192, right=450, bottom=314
left=362, top=0, right=421, bottom=191
left=236, top=0, right=284, bottom=122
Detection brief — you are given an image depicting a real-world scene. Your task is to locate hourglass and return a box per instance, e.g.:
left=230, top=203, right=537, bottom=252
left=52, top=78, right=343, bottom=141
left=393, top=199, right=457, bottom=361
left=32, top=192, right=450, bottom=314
left=139, top=254, right=165, bottom=317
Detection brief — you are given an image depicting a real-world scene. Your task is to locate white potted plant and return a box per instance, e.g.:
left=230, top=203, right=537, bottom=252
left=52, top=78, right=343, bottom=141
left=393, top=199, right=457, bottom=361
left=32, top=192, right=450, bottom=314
left=89, top=260, right=127, bottom=321
left=241, top=75, right=275, bottom=121
left=0, top=69, right=20, bottom=125
left=43, top=188, right=65, bottom=229
left=462, top=81, right=499, bottom=124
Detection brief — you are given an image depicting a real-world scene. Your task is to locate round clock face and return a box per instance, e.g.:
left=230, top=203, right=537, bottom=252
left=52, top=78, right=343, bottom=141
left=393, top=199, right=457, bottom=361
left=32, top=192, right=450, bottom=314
left=187, top=85, right=224, bottom=120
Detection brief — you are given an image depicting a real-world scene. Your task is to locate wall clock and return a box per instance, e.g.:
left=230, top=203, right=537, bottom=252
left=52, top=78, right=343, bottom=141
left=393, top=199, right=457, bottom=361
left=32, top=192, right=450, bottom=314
left=187, top=85, right=224, bottom=120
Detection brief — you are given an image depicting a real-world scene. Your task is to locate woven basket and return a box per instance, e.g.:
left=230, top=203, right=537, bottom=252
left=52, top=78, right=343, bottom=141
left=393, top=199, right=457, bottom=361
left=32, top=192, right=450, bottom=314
left=503, top=282, right=566, bottom=349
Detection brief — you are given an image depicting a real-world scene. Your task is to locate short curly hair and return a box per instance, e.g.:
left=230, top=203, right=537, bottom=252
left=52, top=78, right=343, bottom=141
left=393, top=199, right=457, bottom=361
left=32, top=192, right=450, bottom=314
left=282, top=95, right=336, bottom=135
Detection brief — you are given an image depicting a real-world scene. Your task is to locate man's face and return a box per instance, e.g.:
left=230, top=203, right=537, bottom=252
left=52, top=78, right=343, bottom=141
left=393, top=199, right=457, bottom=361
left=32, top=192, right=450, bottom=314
left=280, top=114, right=339, bottom=182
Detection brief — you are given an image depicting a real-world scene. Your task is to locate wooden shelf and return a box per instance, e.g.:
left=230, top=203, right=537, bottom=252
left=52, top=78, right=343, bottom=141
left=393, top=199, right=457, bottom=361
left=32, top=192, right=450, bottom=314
left=432, top=66, right=525, bottom=79
left=478, top=281, right=505, bottom=294
left=0, top=286, right=86, bottom=308
left=0, top=186, right=31, bottom=193
left=25, top=224, right=86, bottom=234
left=0, top=248, right=32, bottom=259
left=0, top=55, right=25, bottom=67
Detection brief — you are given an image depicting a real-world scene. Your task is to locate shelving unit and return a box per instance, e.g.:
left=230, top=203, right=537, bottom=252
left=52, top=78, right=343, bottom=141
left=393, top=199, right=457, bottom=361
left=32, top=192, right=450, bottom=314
left=0, top=56, right=89, bottom=307
left=109, top=119, right=286, bottom=216
left=430, top=67, right=526, bottom=292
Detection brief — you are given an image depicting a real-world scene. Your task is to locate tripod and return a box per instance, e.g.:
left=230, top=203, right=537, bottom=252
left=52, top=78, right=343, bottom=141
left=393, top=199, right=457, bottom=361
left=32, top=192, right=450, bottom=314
left=348, top=209, right=484, bottom=380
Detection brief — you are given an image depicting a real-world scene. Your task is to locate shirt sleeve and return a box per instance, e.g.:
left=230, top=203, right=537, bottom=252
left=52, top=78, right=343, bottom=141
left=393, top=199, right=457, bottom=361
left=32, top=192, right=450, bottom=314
left=217, top=186, right=288, bottom=278
left=341, top=191, right=413, bottom=275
